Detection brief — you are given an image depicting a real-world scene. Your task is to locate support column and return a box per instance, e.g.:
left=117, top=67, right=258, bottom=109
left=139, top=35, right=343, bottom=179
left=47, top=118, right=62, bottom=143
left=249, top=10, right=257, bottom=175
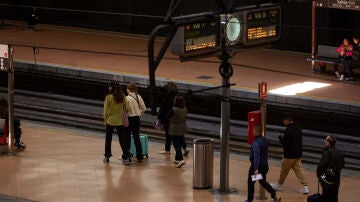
left=219, top=70, right=231, bottom=193
left=311, top=0, right=317, bottom=72
left=218, top=46, right=233, bottom=193
left=7, top=46, right=14, bottom=154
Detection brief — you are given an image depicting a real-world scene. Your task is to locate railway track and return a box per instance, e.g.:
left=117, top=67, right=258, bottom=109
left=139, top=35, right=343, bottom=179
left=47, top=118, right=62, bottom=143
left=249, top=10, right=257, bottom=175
left=0, top=87, right=359, bottom=171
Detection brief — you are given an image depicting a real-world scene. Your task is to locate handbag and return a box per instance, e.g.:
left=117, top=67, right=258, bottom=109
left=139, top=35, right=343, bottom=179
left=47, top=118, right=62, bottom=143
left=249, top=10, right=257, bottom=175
left=319, top=151, right=337, bottom=188
left=121, top=103, right=129, bottom=127
left=154, top=120, right=163, bottom=130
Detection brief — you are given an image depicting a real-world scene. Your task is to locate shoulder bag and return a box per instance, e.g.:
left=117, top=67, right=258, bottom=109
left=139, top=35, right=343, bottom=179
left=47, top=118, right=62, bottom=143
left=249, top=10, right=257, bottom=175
left=121, top=102, right=129, bottom=127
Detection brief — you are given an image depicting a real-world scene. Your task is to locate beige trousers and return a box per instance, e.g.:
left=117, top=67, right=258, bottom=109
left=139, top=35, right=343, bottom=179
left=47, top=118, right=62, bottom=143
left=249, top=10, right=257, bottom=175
left=278, top=158, right=307, bottom=185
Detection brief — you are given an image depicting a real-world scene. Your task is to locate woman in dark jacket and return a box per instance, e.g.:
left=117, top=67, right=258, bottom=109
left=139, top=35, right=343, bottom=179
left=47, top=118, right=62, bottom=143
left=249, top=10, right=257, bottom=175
left=166, top=95, right=187, bottom=168
left=157, top=82, right=189, bottom=156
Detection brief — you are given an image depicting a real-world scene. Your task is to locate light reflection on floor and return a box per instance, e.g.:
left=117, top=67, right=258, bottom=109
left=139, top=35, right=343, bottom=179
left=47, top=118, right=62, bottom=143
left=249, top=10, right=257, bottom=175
left=269, top=82, right=331, bottom=96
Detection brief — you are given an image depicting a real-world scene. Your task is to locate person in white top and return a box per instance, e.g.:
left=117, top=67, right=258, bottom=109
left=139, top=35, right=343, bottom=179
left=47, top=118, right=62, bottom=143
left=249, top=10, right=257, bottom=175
left=125, top=83, right=146, bottom=161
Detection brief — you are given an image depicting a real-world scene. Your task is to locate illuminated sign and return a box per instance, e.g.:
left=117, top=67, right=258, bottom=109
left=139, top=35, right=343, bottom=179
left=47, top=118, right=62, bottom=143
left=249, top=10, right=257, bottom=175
left=171, top=21, right=219, bottom=57
left=317, top=0, right=360, bottom=11
left=171, top=6, right=281, bottom=58
left=244, top=7, right=281, bottom=45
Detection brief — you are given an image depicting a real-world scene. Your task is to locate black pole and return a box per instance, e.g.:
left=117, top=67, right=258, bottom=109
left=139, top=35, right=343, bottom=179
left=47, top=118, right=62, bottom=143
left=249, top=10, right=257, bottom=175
left=148, top=24, right=178, bottom=115
left=218, top=27, right=233, bottom=193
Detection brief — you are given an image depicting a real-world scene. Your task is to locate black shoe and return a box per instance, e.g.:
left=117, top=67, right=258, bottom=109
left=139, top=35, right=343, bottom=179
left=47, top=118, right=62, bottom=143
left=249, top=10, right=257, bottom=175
left=183, top=149, right=189, bottom=157
left=137, top=156, right=144, bottom=162
left=103, top=157, right=109, bottom=163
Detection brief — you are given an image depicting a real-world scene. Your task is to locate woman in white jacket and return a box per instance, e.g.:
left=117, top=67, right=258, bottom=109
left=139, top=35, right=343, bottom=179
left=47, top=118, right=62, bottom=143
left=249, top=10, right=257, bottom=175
left=126, top=83, right=146, bottom=161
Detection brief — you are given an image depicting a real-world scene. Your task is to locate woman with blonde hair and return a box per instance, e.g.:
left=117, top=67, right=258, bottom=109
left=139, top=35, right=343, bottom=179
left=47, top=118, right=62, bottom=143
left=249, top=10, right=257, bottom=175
left=103, top=85, right=130, bottom=164
left=126, top=83, right=146, bottom=161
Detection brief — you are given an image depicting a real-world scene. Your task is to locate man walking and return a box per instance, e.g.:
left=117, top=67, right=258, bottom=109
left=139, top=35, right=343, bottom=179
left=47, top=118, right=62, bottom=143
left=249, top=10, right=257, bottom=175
left=246, top=124, right=281, bottom=202
left=317, top=135, right=345, bottom=202
left=271, top=113, right=309, bottom=194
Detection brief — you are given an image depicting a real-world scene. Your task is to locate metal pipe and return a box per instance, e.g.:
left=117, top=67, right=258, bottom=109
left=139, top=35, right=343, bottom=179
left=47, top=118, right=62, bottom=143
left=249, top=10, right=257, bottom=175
left=148, top=24, right=177, bottom=115
left=311, top=0, right=317, bottom=72
left=7, top=46, right=14, bottom=154
left=257, top=100, right=267, bottom=200
left=219, top=73, right=230, bottom=193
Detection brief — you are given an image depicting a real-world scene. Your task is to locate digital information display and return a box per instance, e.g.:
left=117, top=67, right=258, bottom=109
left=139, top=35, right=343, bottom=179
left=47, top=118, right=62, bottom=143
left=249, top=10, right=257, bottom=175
left=244, top=7, right=281, bottom=45
left=317, top=0, right=360, bottom=11
left=171, top=6, right=281, bottom=58
left=171, top=21, right=219, bottom=57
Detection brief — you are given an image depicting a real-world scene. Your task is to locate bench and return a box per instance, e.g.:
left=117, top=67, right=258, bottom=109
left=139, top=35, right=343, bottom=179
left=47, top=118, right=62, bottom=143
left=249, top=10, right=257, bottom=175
left=307, top=45, right=360, bottom=73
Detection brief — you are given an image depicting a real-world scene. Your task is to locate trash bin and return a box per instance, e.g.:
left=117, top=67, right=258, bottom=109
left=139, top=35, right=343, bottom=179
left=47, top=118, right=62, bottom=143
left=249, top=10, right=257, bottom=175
left=193, top=138, right=214, bottom=189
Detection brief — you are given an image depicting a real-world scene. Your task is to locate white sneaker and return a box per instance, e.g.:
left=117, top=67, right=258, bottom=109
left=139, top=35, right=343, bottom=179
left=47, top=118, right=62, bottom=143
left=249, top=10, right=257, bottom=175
left=176, top=160, right=185, bottom=168
left=340, top=74, right=345, bottom=80
left=173, top=160, right=179, bottom=164
left=158, top=150, right=170, bottom=154
left=300, top=185, right=309, bottom=194
left=271, top=183, right=283, bottom=191
left=334, top=71, right=340, bottom=78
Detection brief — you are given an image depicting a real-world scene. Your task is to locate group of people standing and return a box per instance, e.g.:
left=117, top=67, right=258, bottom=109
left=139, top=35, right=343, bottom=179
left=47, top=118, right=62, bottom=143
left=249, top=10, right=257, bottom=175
left=103, top=81, right=146, bottom=165
left=103, top=81, right=188, bottom=168
left=246, top=113, right=345, bottom=202
left=334, top=35, right=360, bottom=81
left=157, top=81, right=189, bottom=168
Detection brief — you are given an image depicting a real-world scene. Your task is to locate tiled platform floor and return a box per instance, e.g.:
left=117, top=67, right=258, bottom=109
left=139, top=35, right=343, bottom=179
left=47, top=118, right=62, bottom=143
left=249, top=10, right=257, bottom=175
left=0, top=122, right=358, bottom=202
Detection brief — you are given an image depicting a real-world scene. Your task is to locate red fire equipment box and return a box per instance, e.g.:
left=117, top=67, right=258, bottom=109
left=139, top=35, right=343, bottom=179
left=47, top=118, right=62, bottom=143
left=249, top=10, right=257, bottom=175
left=248, top=110, right=261, bottom=144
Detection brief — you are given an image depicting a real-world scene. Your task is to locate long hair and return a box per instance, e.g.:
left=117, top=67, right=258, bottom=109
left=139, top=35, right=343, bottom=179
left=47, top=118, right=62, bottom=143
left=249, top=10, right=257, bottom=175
left=112, top=85, right=124, bottom=103
left=127, top=82, right=139, bottom=104
left=174, top=95, right=186, bottom=108
left=165, top=81, right=178, bottom=102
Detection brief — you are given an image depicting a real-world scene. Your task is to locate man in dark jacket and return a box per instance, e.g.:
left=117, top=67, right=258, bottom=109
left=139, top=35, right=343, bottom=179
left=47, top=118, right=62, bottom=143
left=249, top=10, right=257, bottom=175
left=246, top=124, right=281, bottom=202
left=271, top=113, right=309, bottom=194
left=317, top=135, right=345, bottom=202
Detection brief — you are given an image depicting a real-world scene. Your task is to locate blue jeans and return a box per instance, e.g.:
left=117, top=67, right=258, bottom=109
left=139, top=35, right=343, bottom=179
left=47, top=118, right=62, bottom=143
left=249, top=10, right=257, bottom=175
left=171, top=136, right=184, bottom=161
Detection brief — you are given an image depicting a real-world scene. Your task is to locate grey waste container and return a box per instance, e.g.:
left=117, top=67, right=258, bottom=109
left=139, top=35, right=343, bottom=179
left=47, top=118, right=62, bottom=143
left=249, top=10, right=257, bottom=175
left=193, top=138, right=214, bottom=189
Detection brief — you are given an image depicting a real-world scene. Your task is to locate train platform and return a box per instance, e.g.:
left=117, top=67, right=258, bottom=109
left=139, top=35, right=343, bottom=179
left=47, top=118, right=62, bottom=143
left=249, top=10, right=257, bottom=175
left=0, top=21, right=360, bottom=116
left=0, top=122, right=359, bottom=202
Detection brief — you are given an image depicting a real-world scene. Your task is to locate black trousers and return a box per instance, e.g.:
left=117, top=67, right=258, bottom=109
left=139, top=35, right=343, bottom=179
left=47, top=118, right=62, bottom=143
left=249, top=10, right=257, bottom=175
left=127, top=116, right=143, bottom=160
left=322, top=186, right=339, bottom=202
left=247, top=165, right=276, bottom=201
left=104, top=124, right=129, bottom=159
left=171, top=135, right=184, bottom=161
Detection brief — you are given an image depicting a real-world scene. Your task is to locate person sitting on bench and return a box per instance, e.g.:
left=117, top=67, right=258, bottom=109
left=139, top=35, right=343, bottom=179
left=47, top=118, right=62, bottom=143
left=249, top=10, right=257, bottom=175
left=334, top=38, right=353, bottom=81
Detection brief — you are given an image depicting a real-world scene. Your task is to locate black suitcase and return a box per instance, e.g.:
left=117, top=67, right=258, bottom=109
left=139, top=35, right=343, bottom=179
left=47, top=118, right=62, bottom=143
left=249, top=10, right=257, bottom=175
left=307, top=182, right=322, bottom=202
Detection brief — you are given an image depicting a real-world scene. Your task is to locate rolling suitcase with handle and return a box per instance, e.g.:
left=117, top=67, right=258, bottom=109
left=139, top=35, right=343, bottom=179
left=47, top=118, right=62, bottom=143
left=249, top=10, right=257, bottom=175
left=307, top=181, right=322, bottom=202
left=130, top=134, right=149, bottom=158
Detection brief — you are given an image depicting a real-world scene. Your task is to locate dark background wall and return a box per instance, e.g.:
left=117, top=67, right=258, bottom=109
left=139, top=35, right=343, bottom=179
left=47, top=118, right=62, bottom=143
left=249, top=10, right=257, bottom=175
left=1, top=0, right=359, bottom=52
